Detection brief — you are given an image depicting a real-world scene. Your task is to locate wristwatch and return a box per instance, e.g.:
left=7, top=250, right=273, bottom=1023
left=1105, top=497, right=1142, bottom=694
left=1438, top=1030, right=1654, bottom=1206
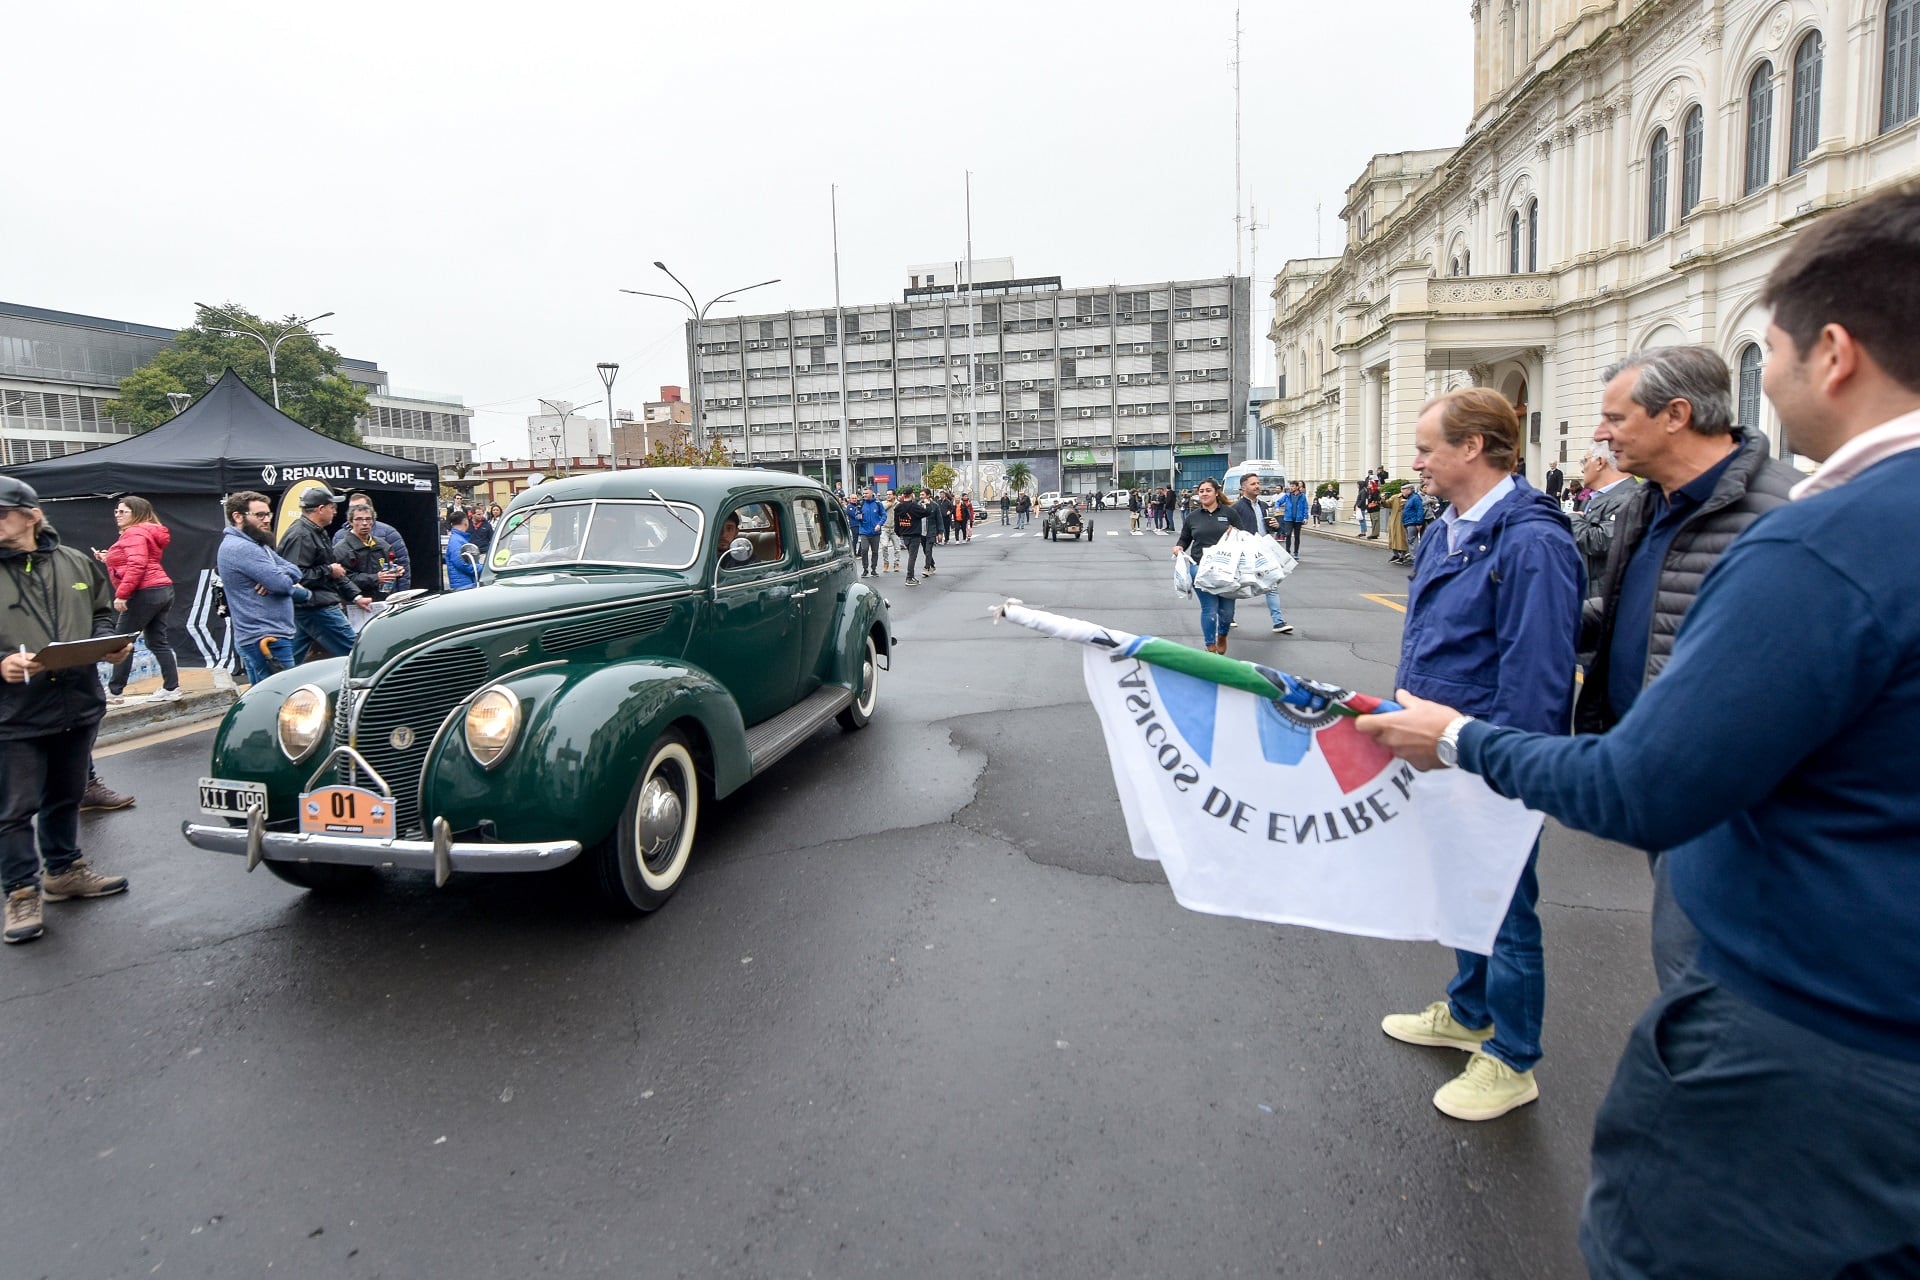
left=1435, top=715, right=1475, bottom=769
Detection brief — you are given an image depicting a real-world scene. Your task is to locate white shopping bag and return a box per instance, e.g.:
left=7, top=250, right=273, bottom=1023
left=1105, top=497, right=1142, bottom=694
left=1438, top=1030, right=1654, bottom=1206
left=1172, top=555, right=1194, bottom=598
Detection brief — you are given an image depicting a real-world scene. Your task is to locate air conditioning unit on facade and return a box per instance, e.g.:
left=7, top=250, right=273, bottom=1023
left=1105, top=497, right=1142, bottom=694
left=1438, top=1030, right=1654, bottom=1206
left=798, top=394, right=811, bottom=403
left=1175, top=339, right=1190, bottom=350
left=1133, top=344, right=1147, bottom=353
left=1208, top=307, right=1222, bottom=317
left=1118, top=374, right=1130, bottom=384
left=1209, top=431, right=1223, bottom=441
left=1210, top=337, right=1224, bottom=348
left=1022, top=380, right=1035, bottom=390
left=1079, top=409, right=1093, bottom=419
left=796, top=363, right=811, bottom=373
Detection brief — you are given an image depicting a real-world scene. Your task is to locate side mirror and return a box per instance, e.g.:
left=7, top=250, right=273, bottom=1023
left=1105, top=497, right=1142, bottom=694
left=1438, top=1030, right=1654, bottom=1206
left=727, top=536, right=754, bottom=564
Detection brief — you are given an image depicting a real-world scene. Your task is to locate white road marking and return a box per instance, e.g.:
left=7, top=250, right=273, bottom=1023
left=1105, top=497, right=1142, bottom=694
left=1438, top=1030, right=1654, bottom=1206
left=1106, top=530, right=1119, bottom=536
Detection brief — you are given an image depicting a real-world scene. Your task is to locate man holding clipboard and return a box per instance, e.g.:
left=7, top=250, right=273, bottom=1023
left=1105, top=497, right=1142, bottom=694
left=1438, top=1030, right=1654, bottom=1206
left=0, top=476, right=133, bottom=945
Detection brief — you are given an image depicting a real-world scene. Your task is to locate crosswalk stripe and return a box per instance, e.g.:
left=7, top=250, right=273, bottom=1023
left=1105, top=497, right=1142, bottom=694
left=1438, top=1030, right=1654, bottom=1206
left=1106, top=530, right=1119, bottom=536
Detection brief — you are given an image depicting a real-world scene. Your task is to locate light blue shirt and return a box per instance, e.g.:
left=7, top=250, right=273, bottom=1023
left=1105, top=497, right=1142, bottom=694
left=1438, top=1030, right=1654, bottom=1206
left=1442, top=474, right=1516, bottom=553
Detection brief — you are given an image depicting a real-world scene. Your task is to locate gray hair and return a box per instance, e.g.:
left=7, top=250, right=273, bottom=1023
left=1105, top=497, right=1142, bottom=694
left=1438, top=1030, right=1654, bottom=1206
left=1601, top=345, right=1734, bottom=436
left=1582, top=440, right=1617, bottom=467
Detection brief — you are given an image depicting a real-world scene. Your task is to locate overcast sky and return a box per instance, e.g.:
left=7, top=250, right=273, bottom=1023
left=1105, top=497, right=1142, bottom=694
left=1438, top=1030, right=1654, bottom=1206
left=7, top=1, right=1471, bottom=458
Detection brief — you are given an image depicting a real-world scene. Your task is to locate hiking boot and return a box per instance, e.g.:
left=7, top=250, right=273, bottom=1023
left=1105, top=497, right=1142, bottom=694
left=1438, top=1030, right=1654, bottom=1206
left=5, top=888, right=44, bottom=943
left=1381, top=1000, right=1495, bottom=1052
left=1433, top=1051, right=1540, bottom=1121
left=41, top=860, right=129, bottom=901
left=80, top=779, right=136, bottom=813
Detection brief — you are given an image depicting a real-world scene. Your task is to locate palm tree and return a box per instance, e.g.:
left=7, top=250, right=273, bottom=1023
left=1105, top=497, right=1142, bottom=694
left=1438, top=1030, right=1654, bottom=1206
left=1004, top=460, right=1034, bottom=494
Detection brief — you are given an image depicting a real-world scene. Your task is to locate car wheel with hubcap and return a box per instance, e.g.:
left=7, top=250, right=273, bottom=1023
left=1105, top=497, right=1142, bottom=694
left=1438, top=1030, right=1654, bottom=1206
left=594, top=729, right=699, bottom=914
left=837, top=632, right=880, bottom=730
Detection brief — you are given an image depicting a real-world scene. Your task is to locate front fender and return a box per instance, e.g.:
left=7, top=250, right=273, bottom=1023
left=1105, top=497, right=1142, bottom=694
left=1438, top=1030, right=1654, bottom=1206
left=420, top=660, right=751, bottom=847
left=204, top=658, right=348, bottom=823
left=828, top=582, right=892, bottom=689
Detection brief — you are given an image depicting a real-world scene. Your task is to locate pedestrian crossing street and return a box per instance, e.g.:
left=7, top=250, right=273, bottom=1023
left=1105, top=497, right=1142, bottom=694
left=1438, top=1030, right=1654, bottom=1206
left=968, top=527, right=1170, bottom=537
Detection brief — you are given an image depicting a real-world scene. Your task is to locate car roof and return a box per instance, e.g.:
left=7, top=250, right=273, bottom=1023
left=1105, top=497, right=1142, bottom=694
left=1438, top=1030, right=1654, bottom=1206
left=502, top=467, right=835, bottom=518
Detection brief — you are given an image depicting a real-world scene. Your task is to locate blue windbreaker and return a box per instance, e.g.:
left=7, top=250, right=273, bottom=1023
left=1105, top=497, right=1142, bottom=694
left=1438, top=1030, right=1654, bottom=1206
left=1395, top=477, right=1582, bottom=735
left=851, top=499, right=886, bottom=537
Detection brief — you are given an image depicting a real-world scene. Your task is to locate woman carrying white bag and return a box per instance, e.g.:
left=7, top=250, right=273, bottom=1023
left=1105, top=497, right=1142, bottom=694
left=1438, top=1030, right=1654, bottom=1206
left=1171, top=478, right=1239, bottom=654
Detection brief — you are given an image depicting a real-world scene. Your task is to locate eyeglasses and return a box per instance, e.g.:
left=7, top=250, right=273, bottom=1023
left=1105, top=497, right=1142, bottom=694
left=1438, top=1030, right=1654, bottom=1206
left=245, top=509, right=271, bottom=519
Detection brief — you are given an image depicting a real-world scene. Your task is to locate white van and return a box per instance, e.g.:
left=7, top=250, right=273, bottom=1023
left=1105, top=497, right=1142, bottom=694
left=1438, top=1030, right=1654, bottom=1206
left=1222, top=459, right=1287, bottom=494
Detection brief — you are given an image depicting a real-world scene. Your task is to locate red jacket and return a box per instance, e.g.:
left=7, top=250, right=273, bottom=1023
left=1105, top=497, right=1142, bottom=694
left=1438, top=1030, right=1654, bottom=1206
left=104, top=522, right=173, bottom=599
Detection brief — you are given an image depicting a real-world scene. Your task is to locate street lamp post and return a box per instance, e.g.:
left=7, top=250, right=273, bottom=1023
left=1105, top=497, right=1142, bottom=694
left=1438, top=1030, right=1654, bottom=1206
left=194, top=304, right=335, bottom=409
left=620, top=266, right=780, bottom=453
left=536, top=398, right=589, bottom=476
left=595, top=363, right=620, bottom=467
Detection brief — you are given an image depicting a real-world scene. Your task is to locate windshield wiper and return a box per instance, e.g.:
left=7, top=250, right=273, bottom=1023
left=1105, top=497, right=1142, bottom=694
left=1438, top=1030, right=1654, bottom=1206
left=649, top=489, right=698, bottom=535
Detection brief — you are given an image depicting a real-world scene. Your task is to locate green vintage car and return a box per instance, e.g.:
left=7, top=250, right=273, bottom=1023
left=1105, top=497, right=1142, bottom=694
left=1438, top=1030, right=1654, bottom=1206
left=183, top=468, right=892, bottom=913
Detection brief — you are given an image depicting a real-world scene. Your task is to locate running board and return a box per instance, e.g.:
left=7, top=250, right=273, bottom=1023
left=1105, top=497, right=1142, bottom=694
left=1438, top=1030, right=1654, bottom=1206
left=745, top=684, right=853, bottom=774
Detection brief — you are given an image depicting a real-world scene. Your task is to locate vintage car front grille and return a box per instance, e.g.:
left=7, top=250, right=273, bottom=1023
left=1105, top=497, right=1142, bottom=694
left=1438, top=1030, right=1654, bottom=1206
left=336, top=645, right=491, bottom=837
left=542, top=601, right=674, bottom=654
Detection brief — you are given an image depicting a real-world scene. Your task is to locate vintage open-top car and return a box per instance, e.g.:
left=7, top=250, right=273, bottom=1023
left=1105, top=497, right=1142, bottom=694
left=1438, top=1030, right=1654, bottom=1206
left=1042, top=499, right=1091, bottom=541
left=184, top=468, right=892, bottom=913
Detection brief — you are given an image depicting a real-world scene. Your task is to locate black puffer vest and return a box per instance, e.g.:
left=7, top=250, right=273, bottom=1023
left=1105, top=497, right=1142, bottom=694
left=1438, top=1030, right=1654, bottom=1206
left=1575, top=429, right=1801, bottom=733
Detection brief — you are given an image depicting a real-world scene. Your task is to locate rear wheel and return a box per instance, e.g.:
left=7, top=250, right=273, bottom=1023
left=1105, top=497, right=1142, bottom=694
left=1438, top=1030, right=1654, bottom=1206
left=837, top=633, right=880, bottom=730
left=593, top=729, right=699, bottom=914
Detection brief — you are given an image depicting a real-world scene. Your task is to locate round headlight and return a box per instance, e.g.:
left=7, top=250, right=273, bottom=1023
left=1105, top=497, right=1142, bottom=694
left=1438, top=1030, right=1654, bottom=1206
left=277, top=685, right=330, bottom=762
left=464, top=687, right=522, bottom=769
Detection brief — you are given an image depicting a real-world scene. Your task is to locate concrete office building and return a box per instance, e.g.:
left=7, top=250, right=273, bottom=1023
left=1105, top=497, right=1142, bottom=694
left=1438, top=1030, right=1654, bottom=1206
left=0, top=300, right=473, bottom=471
left=685, top=267, right=1252, bottom=495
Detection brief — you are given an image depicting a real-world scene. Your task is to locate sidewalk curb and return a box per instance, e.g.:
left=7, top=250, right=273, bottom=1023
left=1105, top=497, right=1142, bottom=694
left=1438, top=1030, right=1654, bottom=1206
left=96, top=689, right=236, bottom=747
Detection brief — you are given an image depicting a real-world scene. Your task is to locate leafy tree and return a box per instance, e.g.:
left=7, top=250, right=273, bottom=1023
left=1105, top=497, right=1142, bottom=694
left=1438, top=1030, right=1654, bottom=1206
left=110, top=303, right=369, bottom=443
left=639, top=426, right=733, bottom=469
left=1003, top=460, right=1034, bottom=493
left=922, top=460, right=958, bottom=492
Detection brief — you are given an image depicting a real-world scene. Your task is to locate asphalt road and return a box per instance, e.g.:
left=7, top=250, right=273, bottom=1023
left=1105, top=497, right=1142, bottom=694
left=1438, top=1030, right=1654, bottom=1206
left=3, top=522, right=1656, bottom=1279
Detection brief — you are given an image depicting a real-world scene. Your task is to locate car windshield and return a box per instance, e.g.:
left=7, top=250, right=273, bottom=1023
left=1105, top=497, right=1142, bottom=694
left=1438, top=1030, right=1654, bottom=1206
left=489, top=500, right=705, bottom=572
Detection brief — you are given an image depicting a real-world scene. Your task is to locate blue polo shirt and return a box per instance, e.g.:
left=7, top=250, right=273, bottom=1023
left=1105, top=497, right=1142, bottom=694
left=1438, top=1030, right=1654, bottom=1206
left=1606, top=446, right=1738, bottom=721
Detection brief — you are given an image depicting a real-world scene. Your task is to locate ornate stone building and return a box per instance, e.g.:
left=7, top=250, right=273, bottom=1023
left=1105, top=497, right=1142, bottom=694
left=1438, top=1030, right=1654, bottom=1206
left=1264, top=0, right=1920, bottom=488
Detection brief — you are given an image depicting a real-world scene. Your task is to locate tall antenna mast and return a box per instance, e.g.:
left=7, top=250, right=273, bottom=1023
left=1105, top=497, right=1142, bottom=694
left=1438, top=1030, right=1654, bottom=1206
left=1233, top=7, right=1244, bottom=276
left=1316, top=201, right=1323, bottom=257
left=833, top=184, right=850, bottom=494
left=965, top=170, right=978, bottom=498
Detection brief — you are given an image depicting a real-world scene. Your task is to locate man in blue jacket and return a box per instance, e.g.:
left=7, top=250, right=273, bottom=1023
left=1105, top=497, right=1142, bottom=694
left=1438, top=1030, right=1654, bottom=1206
left=1377, top=387, right=1582, bottom=1122
left=1358, top=185, right=1920, bottom=1278
left=444, top=509, right=479, bottom=591
left=849, top=486, right=885, bottom=577
left=215, top=490, right=309, bottom=684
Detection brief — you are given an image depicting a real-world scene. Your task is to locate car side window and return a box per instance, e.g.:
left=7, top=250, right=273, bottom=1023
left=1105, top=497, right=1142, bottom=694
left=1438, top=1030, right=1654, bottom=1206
left=718, top=501, right=785, bottom=571
left=794, top=497, right=830, bottom=558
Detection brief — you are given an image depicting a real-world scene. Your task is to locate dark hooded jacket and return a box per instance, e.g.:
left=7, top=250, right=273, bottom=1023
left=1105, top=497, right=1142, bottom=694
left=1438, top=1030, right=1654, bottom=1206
left=0, top=521, right=117, bottom=739
left=1574, top=428, right=1799, bottom=733
left=1396, top=476, right=1584, bottom=735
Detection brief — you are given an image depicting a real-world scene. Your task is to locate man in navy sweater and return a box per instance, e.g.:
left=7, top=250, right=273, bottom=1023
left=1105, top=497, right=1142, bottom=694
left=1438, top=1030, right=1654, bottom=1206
left=1360, top=185, right=1920, bottom=1278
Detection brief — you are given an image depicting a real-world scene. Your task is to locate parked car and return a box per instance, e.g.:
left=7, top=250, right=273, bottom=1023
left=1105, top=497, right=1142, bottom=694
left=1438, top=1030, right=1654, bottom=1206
left=1035, top=490, right=1064, bottom=510
left=1043, top=500, right=1092, bottom=541
left=1101, top=489, right=1130, bottom=510
left=184, top=468, right=893, bottom=915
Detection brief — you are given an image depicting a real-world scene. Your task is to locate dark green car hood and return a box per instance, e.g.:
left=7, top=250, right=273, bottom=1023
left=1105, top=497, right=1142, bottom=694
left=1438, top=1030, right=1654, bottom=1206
left=348, top=571, right=697, bottom=676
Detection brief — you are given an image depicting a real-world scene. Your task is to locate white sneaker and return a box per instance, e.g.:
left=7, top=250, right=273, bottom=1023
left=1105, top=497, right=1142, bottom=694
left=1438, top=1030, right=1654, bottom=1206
left=147, top=687, right=184, bottom=703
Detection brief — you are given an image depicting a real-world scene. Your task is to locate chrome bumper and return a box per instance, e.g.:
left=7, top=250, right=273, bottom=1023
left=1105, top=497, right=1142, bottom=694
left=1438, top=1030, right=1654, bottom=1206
left=180, top=813, right=582, bottom=886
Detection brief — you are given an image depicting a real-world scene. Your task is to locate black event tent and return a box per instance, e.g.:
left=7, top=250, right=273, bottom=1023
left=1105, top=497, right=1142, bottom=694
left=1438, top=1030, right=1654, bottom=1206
left=2, top=369, right=442, bottom=668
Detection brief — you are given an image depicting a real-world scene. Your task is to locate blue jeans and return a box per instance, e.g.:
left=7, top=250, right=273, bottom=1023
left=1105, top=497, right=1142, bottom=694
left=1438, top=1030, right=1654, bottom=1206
left=1197, top=591, right=1236, bottom=645
left=1263, top=590, right=1286, bottom=627
left=235, top=634, right=295, bottom=685
left=292, top=605, right=357, bottom=661
left=1582, top=965, right=1920, bottom=1278
left=1447, top=841, right=1543, bottom=1072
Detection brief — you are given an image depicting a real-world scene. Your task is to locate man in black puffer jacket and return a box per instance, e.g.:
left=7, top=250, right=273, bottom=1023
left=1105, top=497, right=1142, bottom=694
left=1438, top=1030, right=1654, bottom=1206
left=1578, top=345, right=1801, bottom=985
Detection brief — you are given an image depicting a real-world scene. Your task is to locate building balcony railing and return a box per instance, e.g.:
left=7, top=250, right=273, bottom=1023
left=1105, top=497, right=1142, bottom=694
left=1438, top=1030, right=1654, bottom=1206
left=1426, top=274, right=1556, bottom=313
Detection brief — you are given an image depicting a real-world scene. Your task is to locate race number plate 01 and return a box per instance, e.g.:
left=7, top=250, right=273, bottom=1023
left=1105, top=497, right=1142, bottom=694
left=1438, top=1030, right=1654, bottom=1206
left=299, top=786, right=396, bottom=839
left=199, top=777, right=268, bottom=818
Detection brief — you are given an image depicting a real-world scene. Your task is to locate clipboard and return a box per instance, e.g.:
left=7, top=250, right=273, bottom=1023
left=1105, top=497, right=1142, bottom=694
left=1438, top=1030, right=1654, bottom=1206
left=30, top=635, right=134, bottom=672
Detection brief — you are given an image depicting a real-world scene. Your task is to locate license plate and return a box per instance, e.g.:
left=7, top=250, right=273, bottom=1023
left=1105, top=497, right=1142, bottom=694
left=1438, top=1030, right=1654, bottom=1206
left=199, top=777, right=268, bottom=818
left=298, top=785, right=396, bottom=839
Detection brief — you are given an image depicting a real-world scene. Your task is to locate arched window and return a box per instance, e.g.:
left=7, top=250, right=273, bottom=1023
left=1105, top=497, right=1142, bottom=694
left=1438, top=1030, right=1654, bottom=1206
left=1790, top=32, right=1825, bottom=173
left=1745, top=63, right=1775, bottom=194
left=1737, top=343, right=1764, bottom=429
left=1509, top=210, right=1522, bottom=273
left=1463, top=248, right=1471, bottom=276
left=1647, top=129, right=1671, bottom=238
left=1449, top=256, right=1461, bottom=277
left=1884, top=0, right=1919, bottom=132
left=1527, top=199, right=1539, bottom=271
left=1680, top=105, right=1705, bottom=218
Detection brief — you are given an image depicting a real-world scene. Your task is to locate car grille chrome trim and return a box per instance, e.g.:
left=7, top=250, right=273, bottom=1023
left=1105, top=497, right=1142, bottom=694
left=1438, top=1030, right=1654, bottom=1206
left=337, top=645, right=491, bottom=838
left=542, top=601, right=675, bottom=653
